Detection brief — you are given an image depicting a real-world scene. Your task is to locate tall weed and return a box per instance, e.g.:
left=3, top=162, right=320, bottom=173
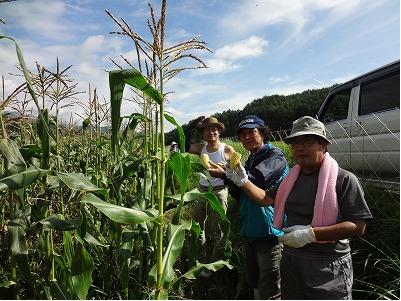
left=351, top=186, right=399, bottom=299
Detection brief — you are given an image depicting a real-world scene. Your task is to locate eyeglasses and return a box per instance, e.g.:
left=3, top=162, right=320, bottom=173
left=238, top=128, right=258, bottom=138
left=289, top=137, right=319, bottom=147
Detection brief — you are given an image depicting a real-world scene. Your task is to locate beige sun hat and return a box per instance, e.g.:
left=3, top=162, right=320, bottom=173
left=284, top=116, right=331, bottom=144
left=198, top=116, right=225, bottom=132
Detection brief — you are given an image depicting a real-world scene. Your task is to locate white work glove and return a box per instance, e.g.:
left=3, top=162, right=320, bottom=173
left=278, top=225, right=316, bottom=248
left=226, top=162, right=249, bottom=187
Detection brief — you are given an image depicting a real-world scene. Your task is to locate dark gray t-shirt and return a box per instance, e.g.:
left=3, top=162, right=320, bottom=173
left=284, top=168, right=372, bottom=255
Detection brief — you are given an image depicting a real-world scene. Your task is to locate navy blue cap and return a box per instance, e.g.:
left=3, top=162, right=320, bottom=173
left=238, top=115, right=265, bottom=130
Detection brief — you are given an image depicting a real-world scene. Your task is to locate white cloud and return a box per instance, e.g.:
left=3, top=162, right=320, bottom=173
left=0, top=33, right=129, bottom=124
left=166, top=76, right=225, bottom=102
left=214, top=36, right=268, bottom=60
left=219, top=0, right=365, bottom=47
left=204, top=58, right=240, bottom=74
left=203, top=35, right=268, bottom=74
left=1, top=0, right=73, bottom=40
left=268, top=76, right=289, bottom=84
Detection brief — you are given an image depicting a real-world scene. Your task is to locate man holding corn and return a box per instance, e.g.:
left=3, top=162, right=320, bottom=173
left=185, top=116, right=235, bottom=265
left=208, top=115, right=289, bottom=299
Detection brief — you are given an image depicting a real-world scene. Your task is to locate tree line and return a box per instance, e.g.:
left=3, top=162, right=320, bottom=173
left=166, top=86, right=334, bottom=143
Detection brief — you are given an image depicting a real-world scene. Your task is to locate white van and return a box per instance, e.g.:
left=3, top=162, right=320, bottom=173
left=317, top=60, right=400, bottom=188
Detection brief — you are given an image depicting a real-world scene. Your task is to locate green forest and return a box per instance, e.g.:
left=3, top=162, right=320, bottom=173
left=166, top=86, right=333, bottom=142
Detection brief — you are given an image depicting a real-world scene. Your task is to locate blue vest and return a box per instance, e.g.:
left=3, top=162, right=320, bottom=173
left=239, top=143, right=288, bottom=239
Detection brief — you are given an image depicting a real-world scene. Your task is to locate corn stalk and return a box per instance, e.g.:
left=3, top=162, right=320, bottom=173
left=106, top=0, right=211, bottom=298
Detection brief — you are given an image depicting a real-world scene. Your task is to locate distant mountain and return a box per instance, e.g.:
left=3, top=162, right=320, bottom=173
left=165, top=86, right=333, bottom=143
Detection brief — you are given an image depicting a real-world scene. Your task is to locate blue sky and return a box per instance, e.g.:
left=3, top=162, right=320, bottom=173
left=0, top=0, right=399, bottom=131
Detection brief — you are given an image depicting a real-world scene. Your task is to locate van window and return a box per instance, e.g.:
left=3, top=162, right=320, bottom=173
left=359, top=72, right=400, bottom=115
left=321, top=88, right=352, bottom=123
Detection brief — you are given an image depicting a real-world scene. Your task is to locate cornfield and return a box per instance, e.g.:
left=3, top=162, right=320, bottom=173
left=0, top=2, right=233, bottom=299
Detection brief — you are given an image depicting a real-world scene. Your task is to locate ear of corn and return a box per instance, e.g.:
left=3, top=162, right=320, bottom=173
left=230, top=152, right=241, bottom=169
left=200, top=153, right=210, bottom=168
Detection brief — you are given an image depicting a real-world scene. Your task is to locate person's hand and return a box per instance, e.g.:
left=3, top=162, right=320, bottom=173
left=278, top=225, right=316, bottom=248
left=207, top=161, right=226, bottom=178
left=188, top=116, right=205, bottom=129
left=226, top=162, right=248, bottom=187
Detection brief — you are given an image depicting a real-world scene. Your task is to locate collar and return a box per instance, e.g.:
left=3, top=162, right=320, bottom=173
left=249, top=143, right=272, bottom=159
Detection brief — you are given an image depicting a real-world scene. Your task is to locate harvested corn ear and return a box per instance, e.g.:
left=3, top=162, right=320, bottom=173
left=200, top=153, right=210, bottom=168
left=230, top=152, right=242, bottom=169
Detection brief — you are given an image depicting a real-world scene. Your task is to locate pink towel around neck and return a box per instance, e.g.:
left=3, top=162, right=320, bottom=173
left=273, top=152, right=339, bottom=229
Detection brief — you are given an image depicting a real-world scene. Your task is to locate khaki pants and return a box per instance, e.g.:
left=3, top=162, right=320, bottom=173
left=192, top=186, right=228, bottom=263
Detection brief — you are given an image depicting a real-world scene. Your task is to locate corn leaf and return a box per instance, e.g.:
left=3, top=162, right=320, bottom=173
left=83, top=232, right=109, bottom=247
left=168, top=152, right=191, bottom=195
left=37, top=109, right=50, bottom=169
left=0, top=166, right=49, bottom=191
left=112, top=157, right=144, bottom=189
left=81, top=193, right=158, bottom=224
left=8, top=218, right=28, bottom=256
left=0, top=138, right=27, bottom=175
left=109, top=68, right=163, bottom=157
left=138, top=221, right=154, bottom=252
left=178, top=260, right=234, bottom=280
left=122, top=112, right=148, bottom=139
left=71, top=244, right=94, bottom=300
left=0, top=36, right=55, bottom=141
left=119, top=228, right=137, bottom=295
left=165, top=189, right=232, bottom=258
left=201, top=190, right=232, bottom=258
left=0, top=280, right=16, bottom=288
left=190, top=161, right=205, bottom=173
left=168, top=152, right=192, bottom=223
left=165, top=188, right=218, bottom=205
left=55, top=172, right=108, bottom=197
left=148, top=221, right=192, bottom=291
left=8, top=208, right=34, bottom=286
left=187, top=220, right=202, bottom=268
left=123, top=73, right=163, bottom=105
left=161, top=222, right=192, bottom=288
left=164, top=113, right=185, bottom=152
left=40, top=214, right=79, bottom=231
left=19, top=144, right=42, bottom=161
left=109, top=71, right=125, bottom=158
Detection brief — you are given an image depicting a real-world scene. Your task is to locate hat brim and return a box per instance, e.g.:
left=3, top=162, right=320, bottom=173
left=284, top=131, right=331, bottom=144
left=239, top=123, right=260, bottom=129
left=199, top=122, right=225, bottom=132
left=236, top=123, right=260, bottom=134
